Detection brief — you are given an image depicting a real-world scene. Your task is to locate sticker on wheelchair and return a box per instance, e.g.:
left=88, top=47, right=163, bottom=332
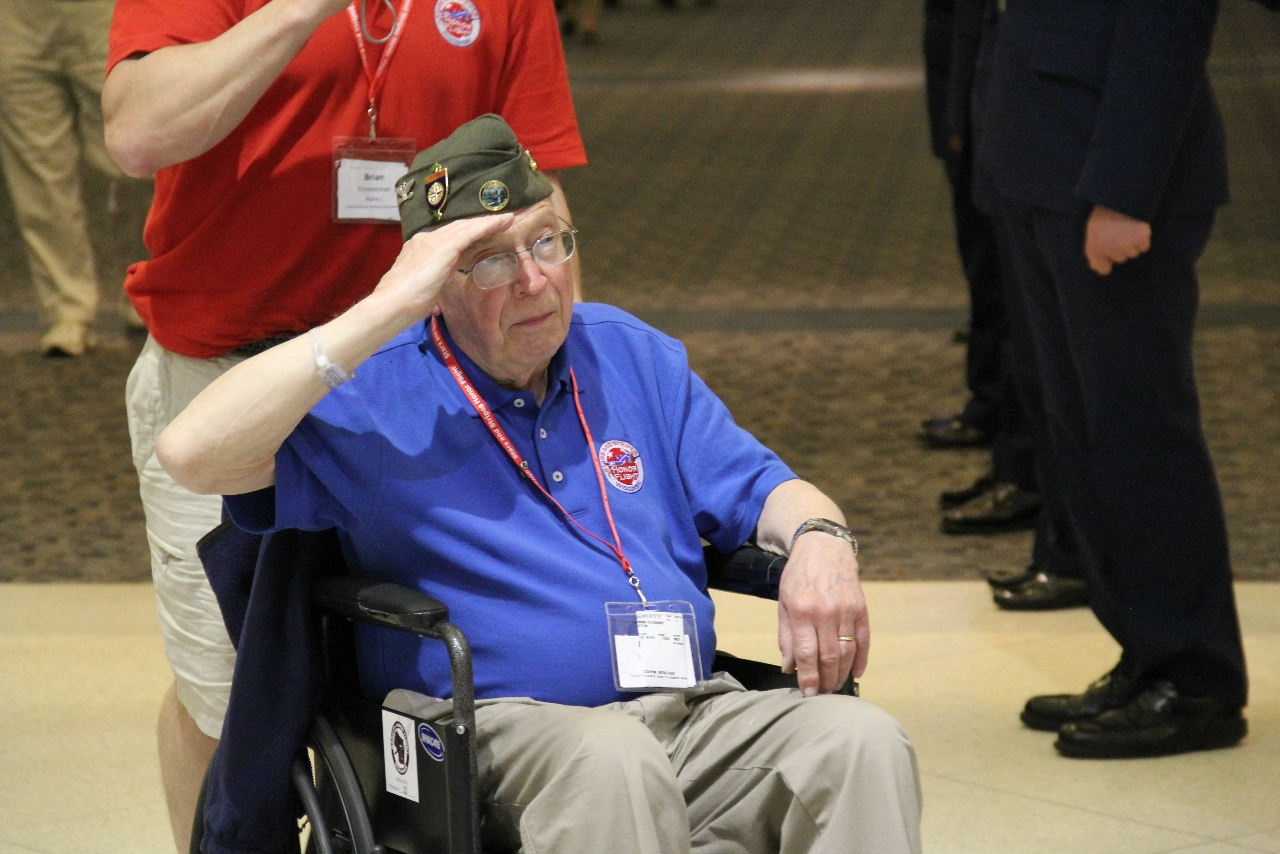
left=606, top=600, right=703, bottom=691
left=418, top=722, right=446, bottom=762
left=382, top=710, right=419, bottom=802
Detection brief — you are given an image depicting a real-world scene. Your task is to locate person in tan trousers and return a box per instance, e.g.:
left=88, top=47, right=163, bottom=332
left=0, top=0, right=142, bottom=356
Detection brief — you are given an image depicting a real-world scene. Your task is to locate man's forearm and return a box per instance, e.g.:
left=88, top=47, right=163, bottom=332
left=155, top=212, right=514, bottom=496
left=155, top=290, right=409, bottom=496
left=104, top=0, right=345, bottom=177
left=756, top=479, right=848, bottom=556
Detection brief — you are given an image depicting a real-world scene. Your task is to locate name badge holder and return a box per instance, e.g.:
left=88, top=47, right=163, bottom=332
left=332, top=136, right=415, bottom=223
left=606, top=600, right=703, bottom=692
left=332, top=0, right=415, bottom=224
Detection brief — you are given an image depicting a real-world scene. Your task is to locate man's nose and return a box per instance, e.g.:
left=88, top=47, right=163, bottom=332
left=512, top=251, right=549, bottom=295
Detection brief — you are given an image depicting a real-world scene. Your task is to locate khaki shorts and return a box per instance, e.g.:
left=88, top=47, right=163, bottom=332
left=126, top=336, right=244, bottom=738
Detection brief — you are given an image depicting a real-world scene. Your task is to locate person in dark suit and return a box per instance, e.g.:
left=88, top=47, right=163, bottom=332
left=920, top=0, right=1004, bottom=450
left=979, top=0, right=1248, bottom=757
left=922, top=0, right=1049, bottom=545
left=947, top=0, right=1088, bottom=609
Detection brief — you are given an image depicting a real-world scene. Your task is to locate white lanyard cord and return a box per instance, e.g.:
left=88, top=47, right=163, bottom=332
left=359, top=0, right=398, bottom=44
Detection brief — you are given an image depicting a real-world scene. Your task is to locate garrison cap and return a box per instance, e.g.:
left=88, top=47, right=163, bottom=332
left=395, top=114, right=554, bottom=241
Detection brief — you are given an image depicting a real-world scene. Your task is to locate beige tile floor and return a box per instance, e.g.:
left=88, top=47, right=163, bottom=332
left=1, top=581, right=1276, bottom=854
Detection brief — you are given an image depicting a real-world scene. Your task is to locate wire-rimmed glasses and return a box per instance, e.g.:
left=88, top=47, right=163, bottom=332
left=457, top=224, right=579, bottom=291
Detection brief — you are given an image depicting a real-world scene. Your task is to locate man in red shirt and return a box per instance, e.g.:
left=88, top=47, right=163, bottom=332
left=103, top=0, right=586, bottom=848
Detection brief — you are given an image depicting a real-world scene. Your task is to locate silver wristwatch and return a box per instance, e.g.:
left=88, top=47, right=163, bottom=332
left=791, top=517, right=859, bottom=556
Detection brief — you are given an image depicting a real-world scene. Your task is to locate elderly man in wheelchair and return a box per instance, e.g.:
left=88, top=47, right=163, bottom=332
left=159, top=115, right=922, bottom=854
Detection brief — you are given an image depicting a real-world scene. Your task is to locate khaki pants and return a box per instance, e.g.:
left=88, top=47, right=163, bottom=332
left=0, top=0, right=119, bottom=328
left=126, top=336, right=244, bottom=737
left=390, top=674, right=923, bottom=854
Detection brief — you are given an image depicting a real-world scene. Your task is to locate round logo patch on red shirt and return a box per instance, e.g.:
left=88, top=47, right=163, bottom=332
left=598, top=440, right=644, bottom=494
left=434, top=0, right=481, bottom=47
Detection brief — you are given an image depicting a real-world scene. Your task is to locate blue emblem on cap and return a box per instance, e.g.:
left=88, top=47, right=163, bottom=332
left=478, top=179, right=510, bottom=211
left=418, top=722, right=446, bottom=762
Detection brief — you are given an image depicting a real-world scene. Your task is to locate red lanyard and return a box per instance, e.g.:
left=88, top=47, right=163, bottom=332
left=430, top=317, right=647, bottom=603
left=346, top=0, right=412, bottom=138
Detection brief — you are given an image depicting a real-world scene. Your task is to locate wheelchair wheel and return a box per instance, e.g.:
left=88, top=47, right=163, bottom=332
left=296, top=715, right=377, bottom=854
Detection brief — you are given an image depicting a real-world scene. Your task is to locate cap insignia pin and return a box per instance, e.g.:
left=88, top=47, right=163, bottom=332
left=395, top=177, right=415, bottom=204
left=478, top=179, right=510, bottom=211
left=423, top=164, right=449, bottom=221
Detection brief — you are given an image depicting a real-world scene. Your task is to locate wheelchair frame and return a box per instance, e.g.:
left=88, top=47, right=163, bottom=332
left=192, top=546, right=854, bottom=854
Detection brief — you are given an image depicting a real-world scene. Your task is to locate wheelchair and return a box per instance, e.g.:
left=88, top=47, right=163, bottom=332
left=191, top=543, right=854, bottom=854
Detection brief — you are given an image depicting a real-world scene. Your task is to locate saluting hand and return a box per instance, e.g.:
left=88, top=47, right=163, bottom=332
left=374, top=214, right=515, bottom=319
left=1085, top=204, right=1152, bottom=277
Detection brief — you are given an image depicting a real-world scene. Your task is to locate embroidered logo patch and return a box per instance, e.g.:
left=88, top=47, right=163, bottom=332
left=599, top=440, right=644, bottom=493
left=434, top=0, right=481, bottom=47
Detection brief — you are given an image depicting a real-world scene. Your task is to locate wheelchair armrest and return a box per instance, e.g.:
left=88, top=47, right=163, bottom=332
left=704, top=544, right=787, bottom=600
left=314, top=576, right=477, bottom=734
left=314, top=576, right=450, bottom=635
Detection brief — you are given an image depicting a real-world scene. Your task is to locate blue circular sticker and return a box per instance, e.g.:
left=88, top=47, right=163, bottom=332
left=418, top=722, right=446, bottom=762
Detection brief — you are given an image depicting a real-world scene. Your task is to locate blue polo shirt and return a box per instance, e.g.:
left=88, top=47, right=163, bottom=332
left=227, top=303, right=796, bottom=707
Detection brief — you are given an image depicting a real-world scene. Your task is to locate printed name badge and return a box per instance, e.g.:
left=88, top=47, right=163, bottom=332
left=606, top=601, right=703, bottom=691
left=381, top=709, right=420, bottom=802
left=333, top=137, right=416, bottom=223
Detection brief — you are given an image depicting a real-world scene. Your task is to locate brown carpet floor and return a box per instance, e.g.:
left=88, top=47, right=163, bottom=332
left=2, top=0, right=1277, bottom=581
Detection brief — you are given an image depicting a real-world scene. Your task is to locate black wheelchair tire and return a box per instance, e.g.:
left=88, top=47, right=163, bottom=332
left=299, top=715, right=378, bottom=854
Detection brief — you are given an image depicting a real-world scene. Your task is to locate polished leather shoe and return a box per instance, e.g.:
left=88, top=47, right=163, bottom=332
left=940, top=482, right=1040, bottom=534
left=984, top=564, right=1037, bottom=590
left=1056, top=682, right=1247, bottom=758
left=920, top=415, right=991, bottom=449
left=993, top=571, right=1088, bottom=610
left=939, top=474, right=995, bottom=509
left=1021, top=666, right=1138, bottom=731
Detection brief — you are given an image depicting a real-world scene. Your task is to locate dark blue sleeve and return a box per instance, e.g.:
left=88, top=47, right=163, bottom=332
left=1077, top=1, right=1220, bottom=218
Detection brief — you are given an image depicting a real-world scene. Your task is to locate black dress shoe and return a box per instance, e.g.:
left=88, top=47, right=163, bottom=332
left=984, top=564, right=1037, bottom=590
left=940, top=482, right=1040, bottom=534
left=1021, top=666, right=1138, bottom=731
left=993, top=571, right=1088, bottom=610
left=939, top=474, right=995, bottom=509
left=919, top=416, right=991, bottom=449
left=1056, top=682, right=1247, bottom=758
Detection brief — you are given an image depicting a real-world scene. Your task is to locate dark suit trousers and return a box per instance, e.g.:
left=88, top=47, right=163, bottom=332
left=1000, top=200, right=1247, bottom=707
left=943, top=148, right=1005, bottom=434
left=990, top=212, right=1078, bottom=576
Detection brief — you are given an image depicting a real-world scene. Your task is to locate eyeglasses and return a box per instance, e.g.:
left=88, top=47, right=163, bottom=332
left=457, top=225, right=579, bottom=291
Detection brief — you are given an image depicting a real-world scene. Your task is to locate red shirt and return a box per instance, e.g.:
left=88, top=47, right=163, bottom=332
left=108, top=0, right=587, bottom=357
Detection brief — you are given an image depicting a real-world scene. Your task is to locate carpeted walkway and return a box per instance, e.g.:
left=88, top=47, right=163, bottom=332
left=2, top=0, right=1278, bottom=581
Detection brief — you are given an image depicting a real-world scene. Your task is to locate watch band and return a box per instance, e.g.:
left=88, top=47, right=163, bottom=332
left=791, top=517, right=859, bottom=556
